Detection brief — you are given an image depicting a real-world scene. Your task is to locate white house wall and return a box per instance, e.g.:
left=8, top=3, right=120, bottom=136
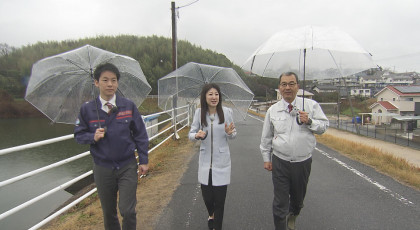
left=377, top=89, right=398, bottom=101
left=397, top=101, right=414, bottom=111
left=370, top=105, right=394, bottom=124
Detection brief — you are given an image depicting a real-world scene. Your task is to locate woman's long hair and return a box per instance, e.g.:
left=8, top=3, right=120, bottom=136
left=200, top=83, right=224, bottom=127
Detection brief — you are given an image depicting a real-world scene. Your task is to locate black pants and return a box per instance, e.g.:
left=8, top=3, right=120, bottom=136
left=93, top=159, right=138, bottom=230
left=201, top=170, right=228, bottom=230
left=272, top=155, right=312, bottom=230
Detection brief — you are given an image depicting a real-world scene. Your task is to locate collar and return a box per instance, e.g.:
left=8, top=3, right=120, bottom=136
left=99, top=95, right=116, bottom=107
left=277, top=98, right=296, bottom=111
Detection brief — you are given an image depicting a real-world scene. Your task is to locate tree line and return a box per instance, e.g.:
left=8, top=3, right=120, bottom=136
left=0, top=35, right=278, bottom=101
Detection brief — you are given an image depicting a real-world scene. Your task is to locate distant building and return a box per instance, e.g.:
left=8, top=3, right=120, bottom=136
left=350, top=88, right=371, bottom=97
left=369, top=85, right=420, bottom=125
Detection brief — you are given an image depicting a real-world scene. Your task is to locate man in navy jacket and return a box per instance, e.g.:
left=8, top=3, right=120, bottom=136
left=75, top=63, right=149, bottom=230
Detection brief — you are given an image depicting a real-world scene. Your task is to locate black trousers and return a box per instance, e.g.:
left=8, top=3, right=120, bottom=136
left=201, top=170, right=228, bottom=230
left=272, top=155, right=312, bottom=230
left=93, top=159, right=138, bottom=230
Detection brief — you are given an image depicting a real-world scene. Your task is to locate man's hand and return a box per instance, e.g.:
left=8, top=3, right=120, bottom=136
left=94, top=128, right=105, bottom=142
left=298, top=111, right=311, bottom=125
left=139, top=164, right=149, bottom=177
left=264, top=162, right=272, bottom=171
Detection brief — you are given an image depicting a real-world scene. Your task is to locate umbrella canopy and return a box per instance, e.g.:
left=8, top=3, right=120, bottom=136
left=242, top=25, right=377, bottom=79
left=158, top=62, right=254, bottom=121
left=25, top=44, right=151, bottom=124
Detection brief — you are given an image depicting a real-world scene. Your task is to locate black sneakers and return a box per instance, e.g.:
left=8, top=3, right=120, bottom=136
left=208, top=217, right=214, bottom=229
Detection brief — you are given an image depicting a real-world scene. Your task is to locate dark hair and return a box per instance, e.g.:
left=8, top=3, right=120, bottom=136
left=93, top=63, right=121, bottom=81
left=279, top=72, right=299, bottom=85
left=200, top=83, right=224, bottom=127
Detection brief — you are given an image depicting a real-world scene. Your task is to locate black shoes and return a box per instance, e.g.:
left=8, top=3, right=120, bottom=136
left=208, top=217, right=214, bottom=229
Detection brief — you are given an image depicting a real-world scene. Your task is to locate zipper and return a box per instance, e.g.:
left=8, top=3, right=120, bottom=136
left=210, top=119, right=213, bottom=169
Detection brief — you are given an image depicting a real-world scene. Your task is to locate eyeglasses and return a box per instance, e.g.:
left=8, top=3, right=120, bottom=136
left=280, top=82, right=297, bottom=88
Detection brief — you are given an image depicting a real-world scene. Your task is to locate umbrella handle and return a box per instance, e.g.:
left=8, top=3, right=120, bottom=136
left=296, top=115, right=303, bottom=125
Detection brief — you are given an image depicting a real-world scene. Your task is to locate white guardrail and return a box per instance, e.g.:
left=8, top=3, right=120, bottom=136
left=0, top=104, right=192, bottom=229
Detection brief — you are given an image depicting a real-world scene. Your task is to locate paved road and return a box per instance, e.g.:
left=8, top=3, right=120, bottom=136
left=156, top=115, right=420, bottom=230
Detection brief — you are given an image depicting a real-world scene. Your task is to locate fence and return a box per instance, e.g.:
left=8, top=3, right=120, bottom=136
left=329, top=118, right=420, bottom=150
left=0, top=104, right=192, bottom=230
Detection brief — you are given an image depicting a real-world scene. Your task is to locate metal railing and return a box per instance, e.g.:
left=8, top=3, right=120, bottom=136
left=329, top=118, right=420, bottom=150
left=0, top=104, right=192, bottom=229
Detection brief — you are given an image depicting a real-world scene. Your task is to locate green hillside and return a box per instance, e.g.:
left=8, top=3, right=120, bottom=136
left=0, top=35, right=278, bottom=118
left=0, top=35, right=277, bottom=98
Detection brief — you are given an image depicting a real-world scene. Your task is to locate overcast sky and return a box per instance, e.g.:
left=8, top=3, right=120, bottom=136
left=1, top=0, right=420, bottom=72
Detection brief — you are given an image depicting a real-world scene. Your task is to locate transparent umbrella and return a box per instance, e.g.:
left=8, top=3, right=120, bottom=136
left=242, top=25, right=377, bottom=80
left=158, top=62, right=254, bottom=121
left=25, top=44, right=151, bottom=124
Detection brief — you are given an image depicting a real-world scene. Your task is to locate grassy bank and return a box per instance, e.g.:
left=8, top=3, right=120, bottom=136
left=316, top=133, right=420, bottom=190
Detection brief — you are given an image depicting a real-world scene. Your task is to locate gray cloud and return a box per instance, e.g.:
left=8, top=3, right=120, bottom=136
left=1, top=0, right=419, bottom=72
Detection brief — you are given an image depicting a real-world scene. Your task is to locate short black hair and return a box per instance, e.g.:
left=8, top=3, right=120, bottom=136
left=93, top=63, right=121, bottom=81
left=279, top=72, right=299, bottom=85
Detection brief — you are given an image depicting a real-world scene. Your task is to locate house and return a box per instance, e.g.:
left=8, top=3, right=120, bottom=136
left=369, top=85, right=420, bottom=125
left=312, top=85, right=337, bottom=93
left=369, top=101, right=399, bottom=124
left=350, top=88, right=371, bottom=97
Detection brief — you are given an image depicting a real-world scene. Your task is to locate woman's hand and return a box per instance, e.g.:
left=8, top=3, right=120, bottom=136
left=225, top=122, right=235, bottom=135
left=195, top=129, right=207, bottom=139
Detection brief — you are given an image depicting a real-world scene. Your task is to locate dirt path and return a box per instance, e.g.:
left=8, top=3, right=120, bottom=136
left=326, top=128, right=420, bottom=168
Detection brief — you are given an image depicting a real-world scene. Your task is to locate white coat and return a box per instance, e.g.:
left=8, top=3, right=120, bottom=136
left=188, top=106, right=237, bottom=186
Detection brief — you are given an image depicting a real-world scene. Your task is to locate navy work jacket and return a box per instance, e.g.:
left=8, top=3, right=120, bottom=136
left=74, top=96, right=149, bottom=169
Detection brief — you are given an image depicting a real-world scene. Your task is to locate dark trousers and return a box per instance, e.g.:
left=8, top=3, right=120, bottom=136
left=272, top=155, right=312, bottom=230
left=201, top=170, right=228, bottom=230
left=93, top=159, right=138, bottom=230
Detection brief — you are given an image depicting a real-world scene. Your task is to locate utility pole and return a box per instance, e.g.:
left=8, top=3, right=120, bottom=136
left=171, top=1, right=177, bottom=71
left=171, top=2, right=179, bottom=139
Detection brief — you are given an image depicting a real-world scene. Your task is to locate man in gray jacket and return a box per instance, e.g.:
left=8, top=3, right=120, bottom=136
left=260, top=72, right=329, bottom=230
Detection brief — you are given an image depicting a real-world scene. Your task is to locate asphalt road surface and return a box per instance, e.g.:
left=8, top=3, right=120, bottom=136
left=156, top=115, right=420, bottom=230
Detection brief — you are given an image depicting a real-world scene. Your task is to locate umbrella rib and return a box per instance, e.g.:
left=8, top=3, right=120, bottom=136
left=174, top=74, right=205, bottom=85
left=327, top=50, right=345, bottom=78
left=197, top=65, right=207, bottom=83
left=53, top=78, right=89, bottom=123
left=65, top=59, right=90, bottom=74
left=221, top=92, right=247, bottom=120
left=208, top=69, right=224, bottom=82
left=210, top=81, right=254, bottom=95
left=170, top=84, right=203, bottom=98
left=262, top=53, right=275, bottom=77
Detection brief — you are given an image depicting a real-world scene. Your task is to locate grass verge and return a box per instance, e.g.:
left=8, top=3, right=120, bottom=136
left=316, top=133, right=420, bottom=190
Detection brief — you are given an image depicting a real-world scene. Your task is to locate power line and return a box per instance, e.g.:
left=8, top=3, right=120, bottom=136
left=177, top=0, right=199, bottom=9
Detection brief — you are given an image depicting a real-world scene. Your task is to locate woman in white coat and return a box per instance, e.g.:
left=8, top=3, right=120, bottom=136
left=189, top=83, right=237, bottom=230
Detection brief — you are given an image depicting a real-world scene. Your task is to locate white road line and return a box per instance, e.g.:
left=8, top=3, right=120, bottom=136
left=185, top=183, right=202, bottom=228
left=316, top=147, right=415, bottom=207
left=248, top=114, right=264, bottom=122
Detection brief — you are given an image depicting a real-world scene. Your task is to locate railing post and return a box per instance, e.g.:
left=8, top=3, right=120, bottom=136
left=367, top=124, right=369, bottom=137
left=384, top=127, right=387, bottom=141
left=172, top=96, right=180, bottom=140
left=408, top=131, right=410, bottom=146
left=394, top=129, right=397, bottom=143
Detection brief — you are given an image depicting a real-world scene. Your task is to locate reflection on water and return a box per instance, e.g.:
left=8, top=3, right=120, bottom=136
left=0, top=118, right=92, bottom=230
